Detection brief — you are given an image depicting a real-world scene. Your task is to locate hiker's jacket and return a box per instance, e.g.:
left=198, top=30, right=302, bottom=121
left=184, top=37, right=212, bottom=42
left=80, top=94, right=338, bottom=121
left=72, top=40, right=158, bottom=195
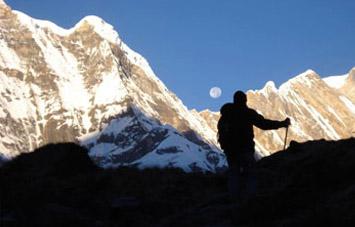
left=218, top=104, right=285, bottom=153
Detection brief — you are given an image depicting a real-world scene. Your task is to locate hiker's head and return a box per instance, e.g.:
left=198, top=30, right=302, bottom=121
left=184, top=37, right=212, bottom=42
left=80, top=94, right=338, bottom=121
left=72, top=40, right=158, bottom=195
left=220, top=103, right=234, bottom=116
left=233, top=90, right=247, bottom=106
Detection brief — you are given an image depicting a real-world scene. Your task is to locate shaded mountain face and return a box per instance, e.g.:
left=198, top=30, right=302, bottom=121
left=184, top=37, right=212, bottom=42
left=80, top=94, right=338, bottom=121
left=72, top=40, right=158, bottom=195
left=199, top=69, right=355, bottom=156
left=0, top=2, right=225, bottom=171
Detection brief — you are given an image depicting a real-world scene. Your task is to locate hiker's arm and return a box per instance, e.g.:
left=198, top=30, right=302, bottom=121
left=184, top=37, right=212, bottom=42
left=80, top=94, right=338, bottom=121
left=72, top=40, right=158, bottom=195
left=252, top=110, right=290, bottom=130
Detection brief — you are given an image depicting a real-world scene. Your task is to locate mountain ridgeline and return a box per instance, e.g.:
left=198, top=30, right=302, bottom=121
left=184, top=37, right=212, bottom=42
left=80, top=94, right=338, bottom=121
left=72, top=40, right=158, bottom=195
left=199, top=69, right=355, bottom=156
left=0, top=2, right=224, bottom=171
left=0, top=1, right=354, bottom=171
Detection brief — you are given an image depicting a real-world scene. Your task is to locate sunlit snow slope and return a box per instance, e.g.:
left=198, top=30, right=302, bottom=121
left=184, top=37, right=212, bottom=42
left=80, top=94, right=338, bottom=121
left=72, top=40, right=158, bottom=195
left=0, top=2, right=225, bottom=171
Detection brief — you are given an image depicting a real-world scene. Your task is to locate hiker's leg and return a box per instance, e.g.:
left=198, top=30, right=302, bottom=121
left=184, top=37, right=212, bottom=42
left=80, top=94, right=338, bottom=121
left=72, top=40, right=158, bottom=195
left=227, top=167, right=239, bottom=199
left=226, top=154, right=240, bottom=201
left=244, top=153, right=257, bottom=200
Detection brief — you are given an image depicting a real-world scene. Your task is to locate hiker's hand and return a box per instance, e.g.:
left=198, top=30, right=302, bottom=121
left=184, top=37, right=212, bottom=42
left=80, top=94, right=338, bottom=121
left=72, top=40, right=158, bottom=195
left=284, top=118, right=291, bottom=127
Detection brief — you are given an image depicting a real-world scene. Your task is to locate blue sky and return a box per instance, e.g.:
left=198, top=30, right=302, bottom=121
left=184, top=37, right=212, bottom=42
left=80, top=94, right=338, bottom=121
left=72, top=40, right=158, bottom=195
left=6, top=0, right=355, bottom=111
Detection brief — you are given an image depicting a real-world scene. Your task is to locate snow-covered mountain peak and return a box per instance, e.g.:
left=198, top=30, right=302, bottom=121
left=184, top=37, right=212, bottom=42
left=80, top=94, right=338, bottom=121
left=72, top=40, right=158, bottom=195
left=261, top=81, right=278, bottom=94
left=305, top=69, right=316, bottom=74
left=293, top=69, right=318, bottom=80
left=74, top=15, right=121, bottom=44
left=76, top=15, right=109, bottom=28
left=0, top=4, right=227, bottom=171
left=279, top=69, right=320, bottom=93
left=348, top=67, right=355, bottom=81
left=264, top=80, right=276, bottom=88
left=249, top=80, right=279, bottom=97
left=13, top=10, right=120, bottom=45
left=251, top=70, right=321, bottom=97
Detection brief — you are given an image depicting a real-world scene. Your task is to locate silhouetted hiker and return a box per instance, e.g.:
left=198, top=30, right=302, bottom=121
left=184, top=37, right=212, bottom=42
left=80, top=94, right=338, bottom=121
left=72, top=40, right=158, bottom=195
left=218, top=90, right=290, bottom=202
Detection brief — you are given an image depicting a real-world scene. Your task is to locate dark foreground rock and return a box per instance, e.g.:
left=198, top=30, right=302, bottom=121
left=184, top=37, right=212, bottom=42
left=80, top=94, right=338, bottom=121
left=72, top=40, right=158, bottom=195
left=1, top=143, right=97, bottom=177
left=1, top=139, right=355, bottom=226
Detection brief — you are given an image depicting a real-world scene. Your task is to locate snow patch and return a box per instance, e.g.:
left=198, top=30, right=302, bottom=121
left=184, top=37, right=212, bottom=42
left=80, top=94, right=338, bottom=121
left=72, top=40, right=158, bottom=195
left=326, top=106, right=345, bottom=126
left=0, top=72, right=36, bottom=120
left=323, top=74, right=348, bottom=89
left=7, top=100, right=29, bottom=119
left=339, top=96, right=355, bottom=114
left=94, top=72, right=128, bottom=105
left=307, top=105, right=340, bottom=139
left=24, top=30, right=91, bottom=111
left=100, top=116, right=133, bottom=136
left=134, top=131, right=220, bottom=172
left=120, top=43, right=153, bottom=74
left=89, top=143, right=117, bottom=157
left=0, top=39, right=23, bottom=70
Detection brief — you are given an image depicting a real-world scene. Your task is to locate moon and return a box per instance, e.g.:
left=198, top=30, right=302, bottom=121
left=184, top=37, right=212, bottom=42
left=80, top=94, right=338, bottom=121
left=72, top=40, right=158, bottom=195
left=209, top=87, right=222, bottom=99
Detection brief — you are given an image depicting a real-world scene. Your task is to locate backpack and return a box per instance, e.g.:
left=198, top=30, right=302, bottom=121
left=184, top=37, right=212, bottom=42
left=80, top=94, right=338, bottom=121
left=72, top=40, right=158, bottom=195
left=217, top=115, right=233, bottom=150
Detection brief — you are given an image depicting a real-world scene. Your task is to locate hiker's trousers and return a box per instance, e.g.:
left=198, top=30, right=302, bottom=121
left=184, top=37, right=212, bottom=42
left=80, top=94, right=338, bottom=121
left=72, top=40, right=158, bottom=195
left=225, top=148, right=257, bottom=202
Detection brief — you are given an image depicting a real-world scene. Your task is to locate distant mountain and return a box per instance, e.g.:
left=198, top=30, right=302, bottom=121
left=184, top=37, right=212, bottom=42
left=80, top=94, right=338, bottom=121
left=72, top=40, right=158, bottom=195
left=0, top=2, right=225, bottom=171
left=199, top=69, right=355, bottom=156
left=0, top=1, right=354, bottom=170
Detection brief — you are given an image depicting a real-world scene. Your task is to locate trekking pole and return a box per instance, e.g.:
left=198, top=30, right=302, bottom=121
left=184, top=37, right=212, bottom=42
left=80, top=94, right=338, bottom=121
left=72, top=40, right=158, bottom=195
left=283, top=125, right=289, bottom=151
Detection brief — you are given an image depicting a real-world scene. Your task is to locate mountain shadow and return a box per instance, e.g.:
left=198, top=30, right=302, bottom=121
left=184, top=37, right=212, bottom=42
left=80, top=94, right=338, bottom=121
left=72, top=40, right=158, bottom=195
left=1, top=143, right=97, bottom=178
left=1, top=138, right=354, bottom=226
